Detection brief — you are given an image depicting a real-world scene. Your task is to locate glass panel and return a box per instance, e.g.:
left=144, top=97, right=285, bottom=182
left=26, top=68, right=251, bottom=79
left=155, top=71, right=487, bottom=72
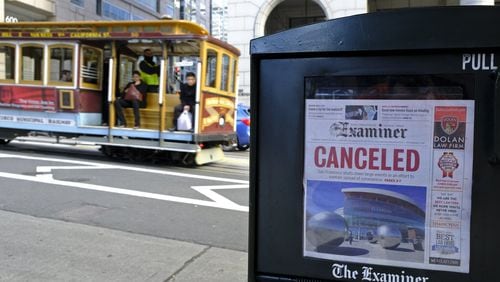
left=168, top=55, right=198, bottom=93
left=0, top=45, right=15, bottom=80
left=205, top=49, right=217, bottom=88
left=71, top=0, right=84, bottom=7
left=81, top=47, right=102, bottom=86
left=103, top=2, right=130, bottom=20
left=306, top=75, right=466, bottom=100
left=136, top=0, right=156, bottom=11
left=220, top=54, right=230, bottom=91
left=231, top=59, right=237, bottom=93
left=128, top=26, right=141, bottom=32
left=143, top=26, right=157, bottom=32
left=50, top=47, right=74, bottom=83
left=21, top=46, right=44, bottom=81
left=119, top=55, right=136, bottom=91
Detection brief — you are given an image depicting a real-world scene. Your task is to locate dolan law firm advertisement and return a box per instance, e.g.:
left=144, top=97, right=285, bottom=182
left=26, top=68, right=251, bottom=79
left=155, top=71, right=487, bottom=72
left=303, top=99, right=474, bottom=274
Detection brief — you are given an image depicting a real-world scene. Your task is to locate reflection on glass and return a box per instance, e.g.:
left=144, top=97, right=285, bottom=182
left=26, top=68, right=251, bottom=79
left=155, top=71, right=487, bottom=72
left=205, top=49, right=217, bottom=88
left=0, top=45, right=15, bottom=80
left=306, top=75, right=466, bottom=100
left=50, top=47, right=74, bottom=83
left=221, top=54, right=230, bottom=91
left=82, top=47, right=102, bottom=86
left=22, top=46, right=44, bottom=81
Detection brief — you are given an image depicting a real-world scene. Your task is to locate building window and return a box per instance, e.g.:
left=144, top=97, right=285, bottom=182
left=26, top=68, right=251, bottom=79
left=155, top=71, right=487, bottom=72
left=21, top=45, right=44, bottom=83
left=49, top=45, right=74, bottom=84
left=0, top=45, right=15, bottom=81
left=205, top=49, right=217, bottom=88
left=220, top=54, right=230, bottom=91
left=136, top=0, right=159, bottom=12
left=166, top=3, right=175, bottom=18
left=71, top=0, right=84, bottom=7
left=96, top=0, right=102, bottom=15
left=81, top=46, right=102, bottom=89
left=103, top=2, right=130, bottom=20
left=132, top=14, right=144, bottom=20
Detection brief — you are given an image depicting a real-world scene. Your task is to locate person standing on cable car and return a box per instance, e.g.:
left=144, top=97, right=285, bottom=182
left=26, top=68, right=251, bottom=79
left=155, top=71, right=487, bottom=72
left=139, top=49, right=160, bottom=92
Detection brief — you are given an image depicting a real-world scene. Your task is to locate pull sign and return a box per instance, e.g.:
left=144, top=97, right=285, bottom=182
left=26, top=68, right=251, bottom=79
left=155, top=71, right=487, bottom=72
left=462, top=53, right=498, bottom=71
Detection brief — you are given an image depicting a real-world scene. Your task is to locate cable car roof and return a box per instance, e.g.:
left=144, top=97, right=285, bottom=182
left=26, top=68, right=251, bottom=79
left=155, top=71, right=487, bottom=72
left=0, top=19, right=239, bottom=56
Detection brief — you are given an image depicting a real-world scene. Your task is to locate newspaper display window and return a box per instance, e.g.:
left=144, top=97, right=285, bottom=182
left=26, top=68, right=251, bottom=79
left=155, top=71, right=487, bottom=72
left=303, top=75, right=474, bottom=274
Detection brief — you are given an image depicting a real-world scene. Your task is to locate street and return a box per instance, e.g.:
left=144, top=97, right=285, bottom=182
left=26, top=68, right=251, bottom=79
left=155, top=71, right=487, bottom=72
left=0, top=140, right=249, bottom=281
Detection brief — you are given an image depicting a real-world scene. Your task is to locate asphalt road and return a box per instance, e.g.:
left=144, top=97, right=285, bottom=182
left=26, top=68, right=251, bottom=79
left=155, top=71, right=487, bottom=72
left=0, top=139, right=250, bottom=252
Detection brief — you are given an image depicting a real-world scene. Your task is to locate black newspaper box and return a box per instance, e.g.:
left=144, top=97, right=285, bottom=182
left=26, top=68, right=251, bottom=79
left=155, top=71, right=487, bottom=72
left=249, top=6, right=500, bottom=282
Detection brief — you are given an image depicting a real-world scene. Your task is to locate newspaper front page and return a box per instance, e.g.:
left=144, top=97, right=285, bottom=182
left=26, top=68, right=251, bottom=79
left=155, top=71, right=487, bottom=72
left=303, top=99, right=474, bottom=274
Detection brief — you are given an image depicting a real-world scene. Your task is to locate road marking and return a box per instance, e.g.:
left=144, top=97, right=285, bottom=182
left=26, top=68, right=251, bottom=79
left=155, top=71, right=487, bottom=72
left=0, top=152, right=249, bottom=212
left=191, top=185, right=249, bottom=207
left=0, top=153, right=248, bottom=184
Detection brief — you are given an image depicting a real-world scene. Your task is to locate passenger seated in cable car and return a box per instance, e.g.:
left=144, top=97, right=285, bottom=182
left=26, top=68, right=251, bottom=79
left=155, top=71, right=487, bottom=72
left=60, top=70, right=72, bottom=82
left=115, top=71, right=148, bottom=129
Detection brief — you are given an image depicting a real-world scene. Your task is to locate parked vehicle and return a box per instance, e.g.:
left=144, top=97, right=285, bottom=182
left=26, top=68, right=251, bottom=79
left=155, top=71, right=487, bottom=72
left=235, top=103, right=250, bottom=151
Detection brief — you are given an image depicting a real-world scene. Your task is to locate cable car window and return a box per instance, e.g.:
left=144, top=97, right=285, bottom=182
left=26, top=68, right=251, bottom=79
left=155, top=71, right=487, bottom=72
left=49, top=46, right=74, bottom=84
left=205, top=49, right=217, bottom=88
left=21, top=45, right=44, bottom=82
left=119, top=55, right=136, bottom=92
left=0, top=45, right=15, bottom=81
left=221, top=54, right=230, bottom=91
left=231, top=58, right=237, bottom=93
left=81, top=46, right=102, bottom=88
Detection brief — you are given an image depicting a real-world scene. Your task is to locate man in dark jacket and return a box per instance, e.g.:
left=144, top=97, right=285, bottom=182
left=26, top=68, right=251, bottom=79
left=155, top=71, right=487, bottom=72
left=170, top=72, right=196, bottom=131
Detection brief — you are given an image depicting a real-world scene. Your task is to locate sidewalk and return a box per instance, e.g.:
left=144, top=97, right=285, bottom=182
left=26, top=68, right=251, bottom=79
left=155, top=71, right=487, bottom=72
left=0, top=210, right=247, bottom=282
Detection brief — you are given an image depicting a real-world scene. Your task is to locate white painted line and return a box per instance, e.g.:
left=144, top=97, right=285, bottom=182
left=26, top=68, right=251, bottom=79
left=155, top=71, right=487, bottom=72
left=0, top=171, right=248, bottom=212
left=191, top=184, right=249, bottom=190
left=190, top=185, right=249, bottom=209
left=0, top=152, right=249, bottom=212
left=36, top=165, right=114, bottom=173
left=0, top=152, right=248, bottom=184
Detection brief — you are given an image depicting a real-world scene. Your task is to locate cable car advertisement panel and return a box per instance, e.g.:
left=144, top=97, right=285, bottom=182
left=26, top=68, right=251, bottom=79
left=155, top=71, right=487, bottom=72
left=0, top=85, right=56, bottom=111
left=199, top=92, right=235, bottom=134
left=303, top=76, right=474, bottom=276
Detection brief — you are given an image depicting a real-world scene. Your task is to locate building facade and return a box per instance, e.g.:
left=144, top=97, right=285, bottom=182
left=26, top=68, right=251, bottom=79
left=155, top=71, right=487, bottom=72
left=226, top=0, right=495, bottom=100
left=178, top=0, right=211, bottom=29
left=211, top=0, right=228, bottom=42
left=1, top=0, right=210, bottom=27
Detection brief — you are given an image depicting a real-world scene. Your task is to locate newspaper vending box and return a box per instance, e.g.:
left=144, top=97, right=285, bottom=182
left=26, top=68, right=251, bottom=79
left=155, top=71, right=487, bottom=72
left=249, top=6, right=500, bottom=282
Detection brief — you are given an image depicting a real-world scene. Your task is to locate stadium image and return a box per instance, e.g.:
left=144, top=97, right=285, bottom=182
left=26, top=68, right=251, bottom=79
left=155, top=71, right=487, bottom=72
left=305, top=181, right=426, bottom=263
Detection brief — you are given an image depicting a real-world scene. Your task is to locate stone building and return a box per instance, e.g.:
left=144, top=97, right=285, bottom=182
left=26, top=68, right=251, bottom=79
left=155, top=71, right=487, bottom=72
left=226, top=0, right=495, bottom=100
